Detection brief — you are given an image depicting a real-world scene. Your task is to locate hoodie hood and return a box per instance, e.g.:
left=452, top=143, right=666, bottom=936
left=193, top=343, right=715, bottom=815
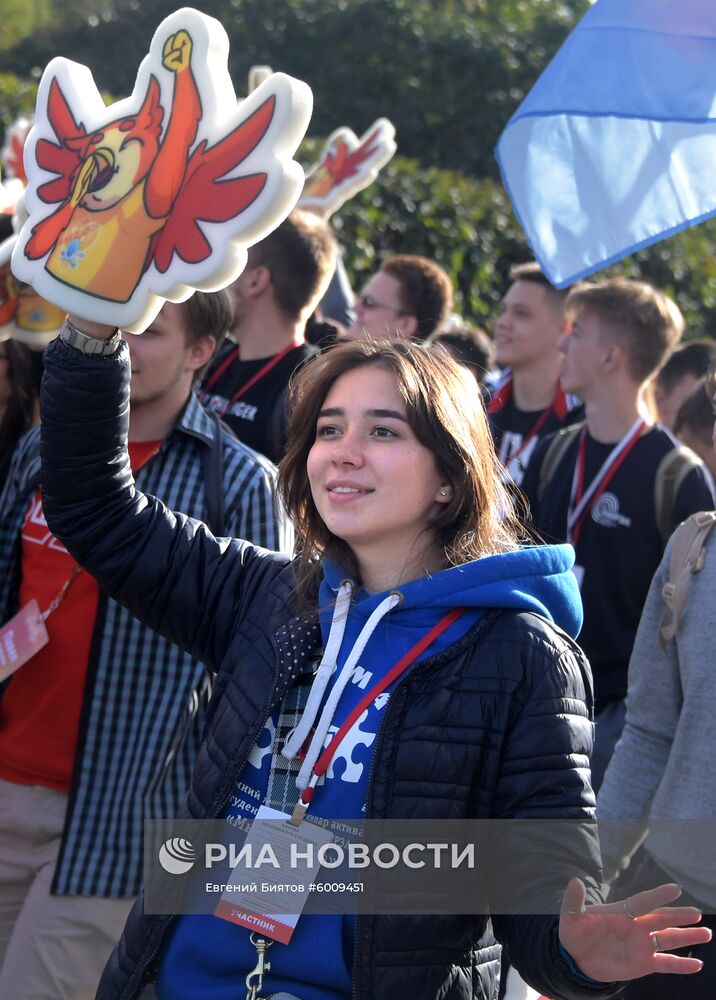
left=320, top=543, right=582, bottom=640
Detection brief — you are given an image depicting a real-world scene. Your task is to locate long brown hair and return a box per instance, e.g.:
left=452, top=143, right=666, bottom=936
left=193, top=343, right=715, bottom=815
left=278, top=339, right=521, bottom=595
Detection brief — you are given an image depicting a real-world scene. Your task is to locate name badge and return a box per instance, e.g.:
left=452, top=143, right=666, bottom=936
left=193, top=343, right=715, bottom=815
left=214, top=804, right=334, bottom=944
left=0, top=600, right=49, bottom=681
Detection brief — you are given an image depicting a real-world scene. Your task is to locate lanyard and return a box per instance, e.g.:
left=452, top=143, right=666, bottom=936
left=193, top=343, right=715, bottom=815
left=290, top=606, right=466, bottom=824
left=40, top=564, right=83, bottom=621
left=203, top=344, right=240, bottom=392
left=491, top=378, right=569, bottom=464
left=38, top=440, right=163, bottom=623
left=204, top=343, right=298, bottom=416
left=567, top=418, right=646, bottom=546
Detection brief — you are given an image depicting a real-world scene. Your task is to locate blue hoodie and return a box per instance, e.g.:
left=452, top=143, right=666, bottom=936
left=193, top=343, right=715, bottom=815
left=157, top=544, right=581, bottom=1000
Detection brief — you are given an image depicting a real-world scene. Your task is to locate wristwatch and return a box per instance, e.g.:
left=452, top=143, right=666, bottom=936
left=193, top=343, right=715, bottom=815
left=60, top=318, right=122, bottom=356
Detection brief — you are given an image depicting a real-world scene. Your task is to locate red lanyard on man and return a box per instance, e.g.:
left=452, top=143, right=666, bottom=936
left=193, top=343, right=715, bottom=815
left=567, top=419, right=647, bottom=546
left=0, top=442, right=163, bottom=680
left=489, top=378, right=569, bottom=464
left=203, top=342, right=298, bottom=416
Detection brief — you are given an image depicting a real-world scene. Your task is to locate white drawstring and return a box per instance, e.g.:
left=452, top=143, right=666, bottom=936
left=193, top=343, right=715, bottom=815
left=295, top=591, right=401, bottom=790
left=282, top=581, right=353, bottom=762
left=282, top=591, right=401, bottom=791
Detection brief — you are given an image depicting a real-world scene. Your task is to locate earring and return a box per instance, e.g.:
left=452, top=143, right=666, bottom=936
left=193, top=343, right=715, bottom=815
left=440, top=488, right=449, bottom=497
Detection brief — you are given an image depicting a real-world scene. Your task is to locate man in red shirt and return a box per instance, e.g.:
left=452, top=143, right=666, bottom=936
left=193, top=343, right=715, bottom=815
left=0, top=289, right=291, bottom=1000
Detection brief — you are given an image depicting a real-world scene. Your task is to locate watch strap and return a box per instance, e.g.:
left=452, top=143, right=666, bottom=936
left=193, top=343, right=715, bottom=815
left=61, top=319, right=122, bottom=356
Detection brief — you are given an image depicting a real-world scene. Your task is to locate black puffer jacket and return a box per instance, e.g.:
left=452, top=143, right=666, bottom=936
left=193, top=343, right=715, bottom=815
left=40, top=339, right=621, bottom=1000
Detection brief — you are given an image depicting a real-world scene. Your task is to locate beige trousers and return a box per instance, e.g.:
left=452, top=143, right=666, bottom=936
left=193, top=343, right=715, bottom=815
left=0, top=778, right=136, bottom=1000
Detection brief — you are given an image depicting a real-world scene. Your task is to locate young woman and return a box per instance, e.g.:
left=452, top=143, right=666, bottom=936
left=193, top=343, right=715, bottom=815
left=39, top=324, right=709, bottom=1000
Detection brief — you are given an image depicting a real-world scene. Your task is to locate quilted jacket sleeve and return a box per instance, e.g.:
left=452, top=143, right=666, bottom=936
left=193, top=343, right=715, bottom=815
left=488, top=619, right=622, bottom=999
left=40, top=336, right=290, bottom=672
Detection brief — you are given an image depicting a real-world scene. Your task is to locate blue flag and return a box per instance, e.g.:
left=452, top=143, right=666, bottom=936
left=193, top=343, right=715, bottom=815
left=495, top=0, right=716, bottom=288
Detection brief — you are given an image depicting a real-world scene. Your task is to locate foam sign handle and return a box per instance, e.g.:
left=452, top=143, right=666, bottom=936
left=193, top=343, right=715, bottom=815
left=495, top=0, right=716, bottom=288
left=299, top=118, right=396, bottom=218
left=12, top=6, right=312, bottom=332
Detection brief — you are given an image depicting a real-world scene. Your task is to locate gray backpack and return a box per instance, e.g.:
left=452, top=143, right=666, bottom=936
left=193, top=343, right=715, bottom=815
left=659, top=510, right=716, bottom=647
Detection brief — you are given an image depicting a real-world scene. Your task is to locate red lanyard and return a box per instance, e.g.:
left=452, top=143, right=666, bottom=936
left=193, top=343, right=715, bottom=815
left=567, top=420, right=646, bottom=546
left=203, top=344, right=240, bottom=392
left=506, top=402, right=557, bottom=463
left=292, top=606, right=465, bottom=822
left=204, top=343, right=297, bottom=416
left=490, top=378, right=569, bottom=463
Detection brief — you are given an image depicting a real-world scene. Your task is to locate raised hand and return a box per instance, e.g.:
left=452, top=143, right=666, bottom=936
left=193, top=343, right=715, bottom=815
left=162, top=31, right=193, bottom=74
left=559, top=877, right=711, bottom=984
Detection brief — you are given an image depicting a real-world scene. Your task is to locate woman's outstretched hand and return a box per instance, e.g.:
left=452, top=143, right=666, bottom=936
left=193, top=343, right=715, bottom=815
left=559, top=877, right=712, bottom=984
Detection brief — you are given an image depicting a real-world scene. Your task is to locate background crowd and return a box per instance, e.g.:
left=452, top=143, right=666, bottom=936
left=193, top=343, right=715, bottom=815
left=1, top=2, right=716, bottom=1000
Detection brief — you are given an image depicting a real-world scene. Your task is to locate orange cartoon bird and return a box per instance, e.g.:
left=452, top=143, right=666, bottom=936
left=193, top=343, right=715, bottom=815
left=300, top=118, right=396, bottom=217
left=24, top=29, right=277, bottom=306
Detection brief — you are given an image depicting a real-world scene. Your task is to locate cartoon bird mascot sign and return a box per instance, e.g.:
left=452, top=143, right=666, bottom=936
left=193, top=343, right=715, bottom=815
left=11, top=7, right=313, bottom=332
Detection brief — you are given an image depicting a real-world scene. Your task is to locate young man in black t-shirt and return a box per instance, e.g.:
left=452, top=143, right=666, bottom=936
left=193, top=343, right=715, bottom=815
left=198, top=210, right=337, bottom=463
left=522, top=278, right=715, bottom=788
left=488, top=262, right=582, bottom=488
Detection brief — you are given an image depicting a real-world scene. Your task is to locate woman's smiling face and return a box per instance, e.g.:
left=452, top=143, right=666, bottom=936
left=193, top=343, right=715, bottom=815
left=306, top=363, right=450, bottom=587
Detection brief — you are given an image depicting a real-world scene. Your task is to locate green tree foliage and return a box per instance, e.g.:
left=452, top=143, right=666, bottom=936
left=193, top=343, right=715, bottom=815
left=2, top=0, right=715, bottom=339
left=0, top=74, right=38, bottom=130
left=317, top=145, right=523, bottom=327
left=2, top=0, right=590, bottom=178
left=0, top=0, right=53, bottom=52
left=317, top=142, right=716, bottom=339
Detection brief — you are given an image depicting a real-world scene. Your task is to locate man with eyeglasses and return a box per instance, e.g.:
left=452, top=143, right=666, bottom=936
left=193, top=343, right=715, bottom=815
left=343, top=254, right=453, bottom=343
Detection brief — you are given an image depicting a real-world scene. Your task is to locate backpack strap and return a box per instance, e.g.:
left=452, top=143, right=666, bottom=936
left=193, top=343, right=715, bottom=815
left=200, top=411, right=226, bottom=537
left=654, top=445, right=703, bottom=549
left=537, top=421, right=584, bottom=504
left=659, top=510, right=716, bottom=647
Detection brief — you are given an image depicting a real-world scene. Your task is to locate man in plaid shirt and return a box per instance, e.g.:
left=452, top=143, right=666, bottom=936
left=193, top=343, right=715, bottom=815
left=0, top=289, right=292, bottom=1000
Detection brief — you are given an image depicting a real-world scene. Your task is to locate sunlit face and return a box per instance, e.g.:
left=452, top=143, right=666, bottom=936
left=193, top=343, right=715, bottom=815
left=558, top=309, right=612, bottom=398
left=493, top=280, right=565, bottom=370
left=344, top=272, right=416, bottom=341
left=306, top=364, right=450, bottom=584
left=127, top=302, right=199, bottom=407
